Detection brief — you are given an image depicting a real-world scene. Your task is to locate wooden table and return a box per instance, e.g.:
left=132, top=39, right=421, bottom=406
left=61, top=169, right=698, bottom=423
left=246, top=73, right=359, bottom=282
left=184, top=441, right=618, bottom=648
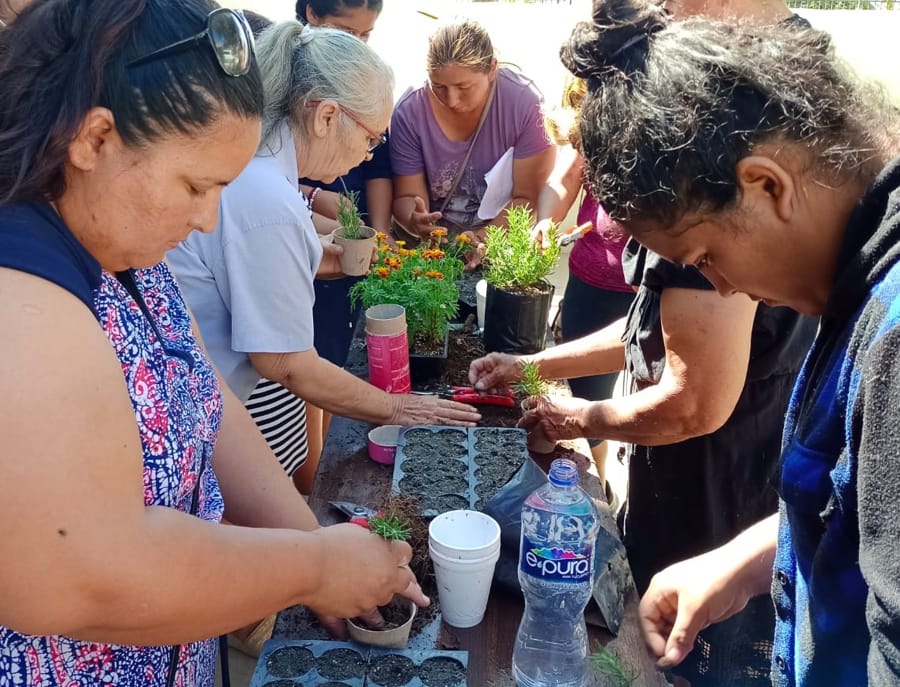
left=275, top=334, right=669, bottom=687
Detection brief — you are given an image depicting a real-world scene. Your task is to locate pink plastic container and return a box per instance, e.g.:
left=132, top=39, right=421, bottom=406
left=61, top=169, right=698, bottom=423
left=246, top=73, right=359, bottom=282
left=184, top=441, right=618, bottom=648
left=367, top=425, right=402, bottom=465
left=365, top=304, right=411, bottom=394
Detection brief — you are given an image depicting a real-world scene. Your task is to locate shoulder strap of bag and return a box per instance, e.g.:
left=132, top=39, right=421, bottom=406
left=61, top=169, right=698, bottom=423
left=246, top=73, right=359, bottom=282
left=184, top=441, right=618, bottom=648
left=437, top=77, right=498, bottom=215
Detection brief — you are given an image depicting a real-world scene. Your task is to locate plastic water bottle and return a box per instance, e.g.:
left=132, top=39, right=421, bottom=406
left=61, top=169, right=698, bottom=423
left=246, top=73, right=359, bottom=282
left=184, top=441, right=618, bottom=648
left=512, top=458, right=599, bottom=687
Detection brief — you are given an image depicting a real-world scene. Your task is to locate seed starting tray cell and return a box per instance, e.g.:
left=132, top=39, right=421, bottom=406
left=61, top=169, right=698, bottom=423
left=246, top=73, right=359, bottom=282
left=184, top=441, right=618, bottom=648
left=392, top=426, right=528, bottom=516
left=249, top=639, right=468, bottom=687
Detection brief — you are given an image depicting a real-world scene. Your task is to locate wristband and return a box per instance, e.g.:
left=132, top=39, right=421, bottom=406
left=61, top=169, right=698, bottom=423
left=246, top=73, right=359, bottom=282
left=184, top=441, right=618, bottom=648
left=307, top=186, right=320, bottom=211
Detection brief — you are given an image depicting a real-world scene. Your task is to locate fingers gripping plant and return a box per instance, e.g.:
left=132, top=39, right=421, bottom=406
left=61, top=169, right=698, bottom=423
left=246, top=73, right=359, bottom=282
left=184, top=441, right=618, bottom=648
left=367, top=511, right=412, bottom=542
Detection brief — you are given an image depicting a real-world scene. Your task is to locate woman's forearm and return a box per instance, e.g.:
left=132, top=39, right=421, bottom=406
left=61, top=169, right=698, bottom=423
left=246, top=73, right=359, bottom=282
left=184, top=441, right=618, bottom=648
left=527, top=317, right=627, bottom=381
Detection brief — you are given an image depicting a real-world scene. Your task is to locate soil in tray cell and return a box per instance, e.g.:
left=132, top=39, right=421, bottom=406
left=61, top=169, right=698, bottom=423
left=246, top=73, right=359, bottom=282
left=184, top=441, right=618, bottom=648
left=367, top=654, right=418, bottom=686
left=266, top=646, right=315, bottom=678
left=398, top=456, right=467, bottom=479
left=262, top=681, right=297, bottom=687
left=421, top=493, right=470, bottom=514
left=398, top=474, right=467, bottom=498
left=418, top=656, right=468, bottom=687
left=399, top=441, right=468, bottom=461
left=402, top=428, right=466, bottom=443
left=316, top=648, right=366, bottom=681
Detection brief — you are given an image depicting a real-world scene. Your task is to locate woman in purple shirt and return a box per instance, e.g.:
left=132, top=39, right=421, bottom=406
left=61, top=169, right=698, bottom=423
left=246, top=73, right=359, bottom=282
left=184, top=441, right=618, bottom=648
left=390, top=19, right=555, bottom=249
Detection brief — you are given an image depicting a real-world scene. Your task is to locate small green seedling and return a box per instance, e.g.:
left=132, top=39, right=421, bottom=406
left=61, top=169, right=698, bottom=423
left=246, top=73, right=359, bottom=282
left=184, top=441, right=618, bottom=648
left=513, top=360, right=550, bottom=399
left=589, top=642, right=637, bottom=687
left=337, top=190, right=365, bottom=239
left=367, top=510, right=412, bottom=542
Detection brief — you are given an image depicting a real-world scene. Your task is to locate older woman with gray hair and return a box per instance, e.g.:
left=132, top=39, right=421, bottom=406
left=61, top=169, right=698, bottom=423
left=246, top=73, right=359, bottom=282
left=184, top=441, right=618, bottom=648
left=169, top=22, right=481, bottom=491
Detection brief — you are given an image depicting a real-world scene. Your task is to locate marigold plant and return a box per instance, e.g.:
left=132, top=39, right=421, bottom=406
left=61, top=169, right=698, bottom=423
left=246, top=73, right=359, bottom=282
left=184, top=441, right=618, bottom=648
left=350, top=230, right=467, bottom=348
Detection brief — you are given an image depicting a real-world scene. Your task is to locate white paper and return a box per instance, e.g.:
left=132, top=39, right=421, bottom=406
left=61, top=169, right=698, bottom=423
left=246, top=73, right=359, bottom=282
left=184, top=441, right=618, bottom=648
left=477, top=146, right=515, bottom=221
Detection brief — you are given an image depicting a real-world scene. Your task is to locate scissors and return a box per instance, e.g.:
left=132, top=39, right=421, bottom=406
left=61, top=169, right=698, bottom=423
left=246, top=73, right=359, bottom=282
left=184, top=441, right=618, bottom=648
left=412, top=385, right=515, bottom=408
left=531, top=220, right=593, bottom=249
left=330, top=501, right=378, bottom=527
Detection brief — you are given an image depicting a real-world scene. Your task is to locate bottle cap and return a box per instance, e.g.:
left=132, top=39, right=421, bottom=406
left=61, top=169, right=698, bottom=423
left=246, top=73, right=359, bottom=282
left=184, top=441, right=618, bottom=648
left=548, top=458, right=579, bottom=487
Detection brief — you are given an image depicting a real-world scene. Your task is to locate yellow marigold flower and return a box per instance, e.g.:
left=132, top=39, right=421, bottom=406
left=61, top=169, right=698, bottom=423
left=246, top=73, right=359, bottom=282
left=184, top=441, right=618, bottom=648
left=398, top=248, right=413, bottom=257
left=375, top=231, right=388, bottom=243
left=374, top=266, right=391, bottom=279
left=378, top=244, right=391, bottom=254
left=425, top=270, right=445, bottom=280
left=385, top=257, right=402, bottom=269
left=430, top=227, right=448, bottom=239
left=456, top=233, right=472, bottom=245
left=395, top=240, right=406, bottom=247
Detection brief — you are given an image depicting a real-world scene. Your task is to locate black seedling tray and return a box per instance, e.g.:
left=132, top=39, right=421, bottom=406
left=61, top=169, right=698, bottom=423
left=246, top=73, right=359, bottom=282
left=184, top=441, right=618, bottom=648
left=392, top=426, right=528, bottom=516
left=249, top=639, right=468, bottom=687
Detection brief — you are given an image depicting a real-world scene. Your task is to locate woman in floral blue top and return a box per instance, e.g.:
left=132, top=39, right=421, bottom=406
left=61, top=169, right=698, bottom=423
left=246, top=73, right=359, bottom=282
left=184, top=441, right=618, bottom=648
left=0, top=1, right=427, bottom=685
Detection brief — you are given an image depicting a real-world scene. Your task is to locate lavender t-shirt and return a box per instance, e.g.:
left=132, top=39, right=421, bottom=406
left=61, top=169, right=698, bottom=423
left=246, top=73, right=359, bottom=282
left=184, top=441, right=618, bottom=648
left=390, top=68, right=551, bottom=231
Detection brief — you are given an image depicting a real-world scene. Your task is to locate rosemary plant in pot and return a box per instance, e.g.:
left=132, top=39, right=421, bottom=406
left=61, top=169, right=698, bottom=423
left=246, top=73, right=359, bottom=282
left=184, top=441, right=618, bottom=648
left=482, top=207, right=560, bottom=354
left=346, top=509, right=418, bottom=648
left=349, top=229, right=468, bottom=381
left=331, top=190, right=377, bottom=277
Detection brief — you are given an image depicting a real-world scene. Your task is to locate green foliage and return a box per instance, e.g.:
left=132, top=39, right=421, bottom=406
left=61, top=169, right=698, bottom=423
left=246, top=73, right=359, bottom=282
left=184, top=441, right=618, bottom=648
left=589, top=643, right=637, bottom=687
left=483, top=206, right=560, bottom=290
left=337, top=190, right=365, bottom=239
left=513, top=360, right=549, bottom=398
left=349, top=230, right=468, bottom=347
left=368, top=511, right=412, bottom=542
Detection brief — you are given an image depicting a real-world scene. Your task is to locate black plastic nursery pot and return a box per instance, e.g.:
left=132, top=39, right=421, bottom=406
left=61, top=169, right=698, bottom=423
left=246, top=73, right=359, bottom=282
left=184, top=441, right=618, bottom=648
left=408, top=331, right=448, bottom=384
left=482, top=280, right=554, bottom=354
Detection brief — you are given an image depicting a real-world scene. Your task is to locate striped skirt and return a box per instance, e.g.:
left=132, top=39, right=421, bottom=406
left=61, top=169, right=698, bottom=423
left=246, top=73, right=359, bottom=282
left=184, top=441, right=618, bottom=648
left=245, top=378, right=308, bottom=476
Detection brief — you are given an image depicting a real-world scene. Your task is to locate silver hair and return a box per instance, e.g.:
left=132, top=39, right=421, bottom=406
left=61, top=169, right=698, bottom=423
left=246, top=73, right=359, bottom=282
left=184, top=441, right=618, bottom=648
left=255, top=20, right=394, bottom=145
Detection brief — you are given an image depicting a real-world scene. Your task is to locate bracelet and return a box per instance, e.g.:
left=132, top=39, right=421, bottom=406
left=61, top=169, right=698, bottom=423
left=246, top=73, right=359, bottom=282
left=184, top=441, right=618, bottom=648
left=307, top=186, right=320, bottom=211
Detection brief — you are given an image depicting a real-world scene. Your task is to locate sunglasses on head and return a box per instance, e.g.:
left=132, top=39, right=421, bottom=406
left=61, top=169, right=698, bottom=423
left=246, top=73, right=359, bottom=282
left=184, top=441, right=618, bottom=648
left=127, top=8, right=255, bottom=77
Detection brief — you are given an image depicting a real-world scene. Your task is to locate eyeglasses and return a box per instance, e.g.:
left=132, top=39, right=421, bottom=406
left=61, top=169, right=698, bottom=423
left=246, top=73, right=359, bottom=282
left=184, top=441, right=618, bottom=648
left=306, top=101, right=386, bottom=153
left=127, top=8, right=255, bottom=77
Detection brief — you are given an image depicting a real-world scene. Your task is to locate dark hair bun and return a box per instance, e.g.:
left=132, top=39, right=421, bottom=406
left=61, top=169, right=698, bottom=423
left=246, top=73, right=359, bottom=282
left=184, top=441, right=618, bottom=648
left=560, top=0, right=667, bottom=81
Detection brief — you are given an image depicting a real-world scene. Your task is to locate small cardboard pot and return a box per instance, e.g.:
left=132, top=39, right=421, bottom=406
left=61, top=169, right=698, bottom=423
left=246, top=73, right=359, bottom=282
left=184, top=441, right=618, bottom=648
left=346, top=596, right=416, bottom=649
left=332, top=225, right=377, bottom=277
left=365, top=304, right=411, bottom=394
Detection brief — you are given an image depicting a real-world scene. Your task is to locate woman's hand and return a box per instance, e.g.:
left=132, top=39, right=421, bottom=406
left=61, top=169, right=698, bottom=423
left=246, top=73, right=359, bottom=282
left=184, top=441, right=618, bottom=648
left=316, top=239, right=345, bottom=279
left=459, top=230, right=487, bottom=271
left=407, top=196, right=443, bottom=238
left=518, top=395, right=592, bottom=441
left=309, top=524, right=430, bottom=619
left=639, top=551, right=756, bottom=669
left=391, top=394, right=481, bottom=426
left=468, top=352, right=525, bottom=393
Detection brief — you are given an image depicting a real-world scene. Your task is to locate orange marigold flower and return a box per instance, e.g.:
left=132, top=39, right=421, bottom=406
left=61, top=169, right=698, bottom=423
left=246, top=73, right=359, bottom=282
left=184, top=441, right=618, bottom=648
left=425, top=270, right=444, bottom=280
left=375, top=231, right=388, bottom=243
left=430, top=227, right=448, bottom=239
left=422, top=249, right=446, bottom=260
left=385, top=257, right=402, bottom=269
left=398, top=248, right=413, bottom=257
left=378, top=244, right=391, bottom=254
left=374, top=266, right=391, bottom=279
left=455, top=233, right=472, bottom=245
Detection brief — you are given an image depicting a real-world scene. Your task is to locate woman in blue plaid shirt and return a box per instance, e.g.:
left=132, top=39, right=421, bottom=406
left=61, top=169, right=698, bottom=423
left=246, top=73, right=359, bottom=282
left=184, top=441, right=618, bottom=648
left=563, top=0, right=900, bottom=684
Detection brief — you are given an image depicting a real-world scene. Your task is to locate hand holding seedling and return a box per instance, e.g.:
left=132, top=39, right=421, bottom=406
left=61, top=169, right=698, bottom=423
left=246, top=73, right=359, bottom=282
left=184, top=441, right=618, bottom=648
left=518, top=394, right=592, bottom=442
left=468, top=352, right=527, bottom=394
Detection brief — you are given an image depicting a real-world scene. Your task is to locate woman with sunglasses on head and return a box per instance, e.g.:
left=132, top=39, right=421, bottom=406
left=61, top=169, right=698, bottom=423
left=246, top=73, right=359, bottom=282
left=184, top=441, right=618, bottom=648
left=560, top=0, right=900, bottom=684
left=0, top=1, right=428, bottom=685
left=390, top=19, right=556, bottom=260
left=243, top=0, right=389, bottom=494
left=168, top=22, right=480, bottom=494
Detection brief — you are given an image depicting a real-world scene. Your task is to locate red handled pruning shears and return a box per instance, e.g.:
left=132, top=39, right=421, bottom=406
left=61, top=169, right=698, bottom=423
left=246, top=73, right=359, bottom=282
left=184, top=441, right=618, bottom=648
left=330, top=501, right=378, bottom=528
left=412, top=385, right=515, bottom=408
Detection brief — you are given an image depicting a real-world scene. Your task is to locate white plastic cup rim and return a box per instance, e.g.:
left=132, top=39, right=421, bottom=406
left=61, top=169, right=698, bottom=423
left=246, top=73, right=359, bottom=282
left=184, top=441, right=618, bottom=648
left=428, top=509, right=501, bottom=560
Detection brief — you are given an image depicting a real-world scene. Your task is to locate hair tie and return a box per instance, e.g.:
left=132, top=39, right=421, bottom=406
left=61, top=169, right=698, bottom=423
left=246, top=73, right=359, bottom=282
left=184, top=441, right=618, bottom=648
left=298, top=22, right=315, bottom=46
left=610, top=33, right=649, bottom=59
